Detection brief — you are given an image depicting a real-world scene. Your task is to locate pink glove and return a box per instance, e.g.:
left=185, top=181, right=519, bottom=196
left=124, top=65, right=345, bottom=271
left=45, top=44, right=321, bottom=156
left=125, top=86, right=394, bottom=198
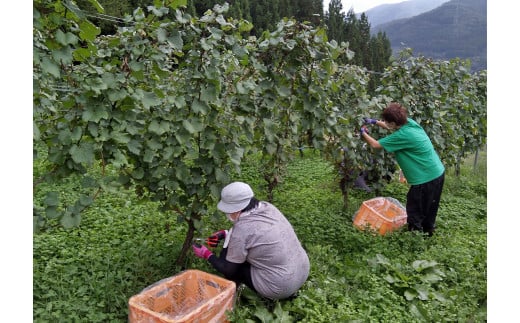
left=192, top=244, right=213, bottom=260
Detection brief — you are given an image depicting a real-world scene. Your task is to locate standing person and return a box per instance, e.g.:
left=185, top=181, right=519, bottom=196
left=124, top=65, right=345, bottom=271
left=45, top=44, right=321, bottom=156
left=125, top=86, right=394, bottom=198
left=192, top=181, right=310, bottom=300
left=360, top=102, right=445, bottom=237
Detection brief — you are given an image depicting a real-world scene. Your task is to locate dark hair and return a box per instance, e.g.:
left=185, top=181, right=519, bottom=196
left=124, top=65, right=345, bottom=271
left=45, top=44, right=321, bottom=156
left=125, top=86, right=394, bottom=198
left=241, top=197, right=259, bottom=212
left=381, top=102, right=408, bottom=126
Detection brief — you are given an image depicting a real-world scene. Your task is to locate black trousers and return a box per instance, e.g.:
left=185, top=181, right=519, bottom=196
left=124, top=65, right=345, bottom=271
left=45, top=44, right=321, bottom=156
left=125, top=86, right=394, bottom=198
left=406, top=172, right=445, bottom=236
left=218, top=248, right=256, bottom=292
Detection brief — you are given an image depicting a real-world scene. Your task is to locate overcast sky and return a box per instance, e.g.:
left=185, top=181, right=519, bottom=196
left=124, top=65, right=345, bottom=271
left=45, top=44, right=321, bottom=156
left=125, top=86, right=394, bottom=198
left=323, top=0, right=409, bottom=13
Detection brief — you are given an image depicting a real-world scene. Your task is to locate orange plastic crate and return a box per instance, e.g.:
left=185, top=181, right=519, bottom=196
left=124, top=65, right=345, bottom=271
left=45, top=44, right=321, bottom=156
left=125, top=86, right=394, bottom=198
left=353, top=197, right=407, bottom=235
left=128, top=269, right=236, bottom=323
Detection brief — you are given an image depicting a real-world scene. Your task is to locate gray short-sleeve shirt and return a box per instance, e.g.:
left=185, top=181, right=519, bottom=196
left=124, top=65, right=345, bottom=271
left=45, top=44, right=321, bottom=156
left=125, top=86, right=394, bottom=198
left=225, top=202, right=310, bottom=299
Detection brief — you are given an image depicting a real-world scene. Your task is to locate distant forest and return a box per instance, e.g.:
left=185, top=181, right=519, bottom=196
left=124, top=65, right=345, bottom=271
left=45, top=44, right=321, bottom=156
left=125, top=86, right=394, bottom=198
left=75, top=0, right=393, bottom=91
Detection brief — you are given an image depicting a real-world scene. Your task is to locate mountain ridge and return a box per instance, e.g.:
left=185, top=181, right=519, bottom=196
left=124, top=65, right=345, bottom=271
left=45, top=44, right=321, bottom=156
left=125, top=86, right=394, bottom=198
left=362, top=0, right=450, bottom=28
left=370, top=0, right=487, bottom=71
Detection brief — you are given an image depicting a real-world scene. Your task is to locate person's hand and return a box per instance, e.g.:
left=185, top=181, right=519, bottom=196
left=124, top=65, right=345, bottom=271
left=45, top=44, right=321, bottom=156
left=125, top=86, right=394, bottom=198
left=363, top=117, right=377, bottom=125
left=192, top=244, right=213, bottom=260
left=206, top=230, right=228, bottom=248
left=360, top=125, right=369, bottom=136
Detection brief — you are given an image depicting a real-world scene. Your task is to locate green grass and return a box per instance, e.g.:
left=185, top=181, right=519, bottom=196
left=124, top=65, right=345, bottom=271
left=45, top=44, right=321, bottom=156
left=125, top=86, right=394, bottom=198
left=33, top=149, right=486, bottom=322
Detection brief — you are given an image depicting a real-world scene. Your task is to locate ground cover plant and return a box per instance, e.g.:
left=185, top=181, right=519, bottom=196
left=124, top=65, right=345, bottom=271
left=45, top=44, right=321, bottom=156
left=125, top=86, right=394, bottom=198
left=33, top=148, right=486, bottom=322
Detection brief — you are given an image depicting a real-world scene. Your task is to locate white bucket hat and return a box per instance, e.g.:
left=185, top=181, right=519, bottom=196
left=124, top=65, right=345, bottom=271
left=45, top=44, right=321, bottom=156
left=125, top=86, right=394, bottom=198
left=217, top=182, right=254, bottom=213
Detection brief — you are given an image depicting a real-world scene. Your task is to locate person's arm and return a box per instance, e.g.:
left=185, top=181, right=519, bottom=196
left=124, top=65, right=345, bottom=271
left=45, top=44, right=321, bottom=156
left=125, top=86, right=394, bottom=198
left=208, top=248, right=242, bottom=277
left=360, top=127, right=383, bottom=149
left=363, top=117, right=390, bottom=130
left=374, top=120, right=390, bottom=130
left=193, top=244, right=242, bottom=277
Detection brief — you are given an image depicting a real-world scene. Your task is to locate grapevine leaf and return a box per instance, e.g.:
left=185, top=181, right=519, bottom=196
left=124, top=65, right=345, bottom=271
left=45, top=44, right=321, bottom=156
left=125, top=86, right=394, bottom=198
left=71, top=126, right=83, bottom=142
left=40, top=57, right=60, bottom=78
left=168, top=30, right=183, bottom=50
left=55, top=30, right=78, bottom=46
left=73, top=47, right=93, bottom=62
left=82, top=105, right=109, bottom=122
left=200, top=85, right=217, bottom=103
left=86, top=0, right=104, bottom=13
left=70, top=143, right=95, bottom=165
left=79, top=20, right=101, bottom=42
left=111, top=130, right=131, bottom=144
left=33, top=121, right=41, bottom=140
left=52, top=46, right=74, bottom=65
left=183, top=119, right=204, bottom=134
left=127, top=140, right=142, bottom=154
left=149, top=120, right=170, bottom=135
left=142, top=91, right=161, bottom=109
left=192, top=99, right=208, bottom=114
left=143, top=149, right=154, bottom=163
left=157, top=28, right=167, bottom=42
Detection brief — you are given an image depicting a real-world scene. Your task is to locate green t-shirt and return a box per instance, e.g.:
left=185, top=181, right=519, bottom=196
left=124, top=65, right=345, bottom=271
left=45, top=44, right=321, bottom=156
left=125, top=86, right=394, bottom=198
left=379, top=118, right=444, bottom=185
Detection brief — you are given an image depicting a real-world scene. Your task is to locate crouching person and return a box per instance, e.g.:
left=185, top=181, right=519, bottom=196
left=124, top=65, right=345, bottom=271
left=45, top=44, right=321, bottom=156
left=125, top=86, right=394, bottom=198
left=192, top=181, right=310, bottom=300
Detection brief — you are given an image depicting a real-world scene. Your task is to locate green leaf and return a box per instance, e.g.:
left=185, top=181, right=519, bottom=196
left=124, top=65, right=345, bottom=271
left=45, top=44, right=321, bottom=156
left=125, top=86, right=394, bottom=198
left=52, top=46, right=74, bottom=65
left=183, top=119, right=204, bottom=134
left=253, top=307, right=273, bottom=322
left=215, top=168, right=228, bottom=182
left=73, top=47, right=93, bottom=62
left=82, top=105, right=109, bottom=122
left=111, top=130, right=131, bottom=144
left=384, top=274, right=397, bottom=284
left=149, top=120, right=170, bottom=135
left=191, top=99, right=208, bottom=114
left=79, top=195, right=94, bottom=206
left=127, top=140, right=142, bottom=154
left=414, top=285, right=430, bottom=300
left=55, top=30, right=78, bottom=45
left=404, top=288, right=417, bottom=301
left=171, top=0, right=187, bottom=9
left=200, top=85, right=218, bottom=103
left=45, top=206, right=60, bottom=219
left=230, top=147, right=244, bottom=165
left=40, top=57, right=60, bottom=78
left=70, top=143, right=95, bottom=165
left=157, top=28, right=167, bottom=42
left=111, top=149, right=128, bottom=167
left=142, top=91, right=161, bottom=109
left=61, top=212, right=81, bottom=229
left=149, top=6, right=169, bottom=17
left=422, top=272, right=443, bottom=283
left=44, top=192, right=60, bottom=206
left=71, top=126, right=83, bottom=142
left=86, top=0, right=104, bottom=13
left=33, top=121, right=41, bottom=140
left=143, top=149, right=154, bottom=163
left=168, top=30, right=183, bottom=50
left=108, top=89, right=128, bottom=102
left=412, top=260, right=438, bottom=272
left=79, top=20, right=101, bottom=42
